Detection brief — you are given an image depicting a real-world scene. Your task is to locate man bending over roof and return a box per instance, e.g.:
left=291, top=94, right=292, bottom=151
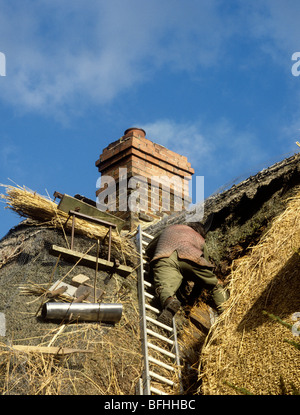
left=145, top=222, right=228, bottom=327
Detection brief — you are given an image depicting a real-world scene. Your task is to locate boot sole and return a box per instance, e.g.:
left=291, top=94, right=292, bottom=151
left=157, top=309, right=173, bottom=327
left=165, top=299, right=181, bottom=314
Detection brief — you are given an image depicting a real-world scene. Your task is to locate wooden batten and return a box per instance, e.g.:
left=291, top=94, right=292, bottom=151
left=50, top=245, right=133, bottom=277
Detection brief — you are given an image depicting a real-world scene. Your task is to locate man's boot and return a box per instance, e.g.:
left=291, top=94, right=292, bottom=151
left=211, top=284, right=230, bottom=315
left=157, top=296, right=181, bottom=327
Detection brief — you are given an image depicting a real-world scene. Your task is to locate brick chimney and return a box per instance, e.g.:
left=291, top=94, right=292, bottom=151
left=95, top=128, right=194, bottom=229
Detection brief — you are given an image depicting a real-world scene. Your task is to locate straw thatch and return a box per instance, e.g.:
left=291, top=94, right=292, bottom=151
left=0, top=184, right=135, bottom=260
left=199, top=191, right=300, bottom=395
left=0, top=310, right=143, bottom=395
left=0, top=253, right=142, bottom=395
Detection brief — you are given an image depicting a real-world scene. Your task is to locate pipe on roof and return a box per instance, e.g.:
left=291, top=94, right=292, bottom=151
left=42, top=302, right=123, bottom=323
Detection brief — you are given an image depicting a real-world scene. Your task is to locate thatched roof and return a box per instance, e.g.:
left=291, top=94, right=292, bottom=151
left=0, top=184, right=141, bottom=395
left=0, top=152, right=299, bottom=395
left=0, top=222, right=141, bottom=395
left=199, top=191, right=300, bottom=395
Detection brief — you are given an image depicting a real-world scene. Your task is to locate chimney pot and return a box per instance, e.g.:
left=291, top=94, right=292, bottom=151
left=124, top=127, right=146, bottom=138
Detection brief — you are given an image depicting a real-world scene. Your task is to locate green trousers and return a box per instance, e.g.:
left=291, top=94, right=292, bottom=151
left=151, top=250, right=227, bottom=312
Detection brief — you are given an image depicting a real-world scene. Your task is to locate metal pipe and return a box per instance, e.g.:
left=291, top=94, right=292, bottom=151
left=42, top=302, right=123, bottom=323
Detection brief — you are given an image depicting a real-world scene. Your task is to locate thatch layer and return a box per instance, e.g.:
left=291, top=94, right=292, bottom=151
left=199, top=191, right=300, bottom=395
left=0, top=184, right=135, bottom=260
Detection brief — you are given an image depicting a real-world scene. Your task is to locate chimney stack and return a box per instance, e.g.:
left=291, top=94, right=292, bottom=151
left=95, top=128, right=194, bottom=229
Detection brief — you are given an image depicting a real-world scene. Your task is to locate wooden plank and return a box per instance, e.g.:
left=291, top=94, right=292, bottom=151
left=75, top=285, right=104, bottom=302
left=57, top=194, right=125, bottom=231
left=49, top=280, right=77, bottom=297
left=71, top=274, right=90, bottom=287
left=10, top=345, right=92, bottom=355
left=189, top=305, right=212, bottom=334
left=49, top=245, right=134, bottom=277
left=69, top=210, right=117, bottom=228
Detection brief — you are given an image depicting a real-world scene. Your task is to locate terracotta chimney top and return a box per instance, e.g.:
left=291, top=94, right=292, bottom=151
left=123, top=127, right=146, bottom=138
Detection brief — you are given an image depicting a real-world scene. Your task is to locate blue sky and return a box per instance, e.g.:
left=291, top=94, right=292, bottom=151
left=0, top=0, right=300, bottom=238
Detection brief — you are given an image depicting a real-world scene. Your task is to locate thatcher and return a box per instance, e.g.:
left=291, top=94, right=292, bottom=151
left=198, top=190, right=300, bottom=395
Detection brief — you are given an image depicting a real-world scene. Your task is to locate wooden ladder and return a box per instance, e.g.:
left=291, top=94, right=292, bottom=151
left=136, top=225, right=182, bottom=395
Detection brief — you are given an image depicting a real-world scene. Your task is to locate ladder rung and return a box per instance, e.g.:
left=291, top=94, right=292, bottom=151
left=150, top=386, right=168, bottom=395
left=146, top=329, right=174, bottom=345
left=148, top=356, right=175, bottom=371
left=142, top=232, right=154, bottom=240
left=143, top=280, right=153, bottom=288
left=144, top=292, right=154, bottom=300
left=145, top=304, right=160, bottom=314
left=147, top=342, right=176, bottom=359
left=149, top=370, right=175, bottom=386
left=146, top=315, right=173, bottom=332
left=142, top=240, right=148, bottom=245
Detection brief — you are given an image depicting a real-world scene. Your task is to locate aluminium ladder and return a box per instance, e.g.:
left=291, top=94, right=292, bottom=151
left=136, top=225, right=182, bottom=395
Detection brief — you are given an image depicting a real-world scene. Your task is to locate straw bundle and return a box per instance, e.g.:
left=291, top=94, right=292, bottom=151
left=0, top=184, right=134, bottom=258
left=199, top=190, right=300, bottom=395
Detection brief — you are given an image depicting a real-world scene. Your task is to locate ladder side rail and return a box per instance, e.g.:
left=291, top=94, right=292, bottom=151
left=137, top=225, right=151, bottom=395
left=172, top=317, right=183, bottom=393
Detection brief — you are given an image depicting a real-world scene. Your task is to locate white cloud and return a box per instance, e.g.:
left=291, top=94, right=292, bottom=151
left=248, top=1, right=300, bottom=51
left=0, top=0, right=299, bottom=121
left=141, top=119, right=213, bottom=166
left=141, top=117, right=266, bottom=182
left=0, top=0, right=233, bottom=116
